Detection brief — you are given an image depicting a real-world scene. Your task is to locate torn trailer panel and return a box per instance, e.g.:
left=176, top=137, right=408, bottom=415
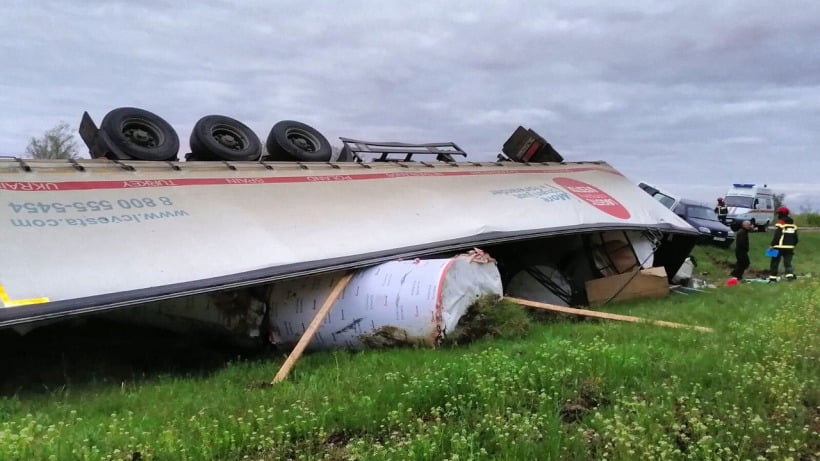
left=0, top=159, right=698, bottom=329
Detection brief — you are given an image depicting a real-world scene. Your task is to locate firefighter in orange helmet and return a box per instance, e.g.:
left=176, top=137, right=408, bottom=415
left=768, top=206, right=799, bottom=282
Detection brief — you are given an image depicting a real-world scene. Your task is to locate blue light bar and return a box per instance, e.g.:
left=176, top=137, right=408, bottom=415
left=732, top=183, right=755, bottom=188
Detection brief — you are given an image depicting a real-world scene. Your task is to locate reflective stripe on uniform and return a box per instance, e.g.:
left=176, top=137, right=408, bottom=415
left=773, top=223, right=798, bottom=248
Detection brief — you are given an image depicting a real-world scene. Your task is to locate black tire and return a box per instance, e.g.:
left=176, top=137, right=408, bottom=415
left=189, top=115, right=261, bottom=162
left=265, top=120, right=332, bottom=162
left=757, top=221, right=769, bottom=232
left=100, top=107, right=179, bottom=161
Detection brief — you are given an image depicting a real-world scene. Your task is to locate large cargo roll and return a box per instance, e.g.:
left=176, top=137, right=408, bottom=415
left=267, top=253, right=502, bottom=350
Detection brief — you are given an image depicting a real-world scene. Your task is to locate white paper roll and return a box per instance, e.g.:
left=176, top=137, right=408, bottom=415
left=268, top=254, right=502, bottom=350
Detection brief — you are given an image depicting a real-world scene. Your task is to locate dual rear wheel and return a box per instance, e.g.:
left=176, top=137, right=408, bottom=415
left=94, top=107, right=333, bottom=163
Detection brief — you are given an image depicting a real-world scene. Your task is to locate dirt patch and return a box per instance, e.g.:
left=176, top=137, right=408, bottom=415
left=358, top=326, right=433, bottom=349
left=581, top=428, right=604, bottom=459
left=560, top=377, right=610, bottom=424
left=707, top=254, right=769, bottom=278
left=246, top=381, right=275, bottom=390
left=324, top=429, right=366, bottom=447
left=801, top=398, right=820, bottom=460
left=559, top=402, right=589, bottom=423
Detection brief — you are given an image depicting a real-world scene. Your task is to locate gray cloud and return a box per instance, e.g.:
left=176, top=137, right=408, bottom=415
left=1, top=0, right=818, bottom=209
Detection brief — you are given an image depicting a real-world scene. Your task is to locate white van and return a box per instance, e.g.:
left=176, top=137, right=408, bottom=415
left=723, top=184, right=775, bottom=231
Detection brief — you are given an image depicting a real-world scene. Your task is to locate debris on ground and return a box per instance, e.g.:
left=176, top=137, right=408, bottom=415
left=442, top=295, right=531, bottom=345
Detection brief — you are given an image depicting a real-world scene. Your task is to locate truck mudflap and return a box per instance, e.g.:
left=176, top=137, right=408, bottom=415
left=0, top=159, right=699, bottom=329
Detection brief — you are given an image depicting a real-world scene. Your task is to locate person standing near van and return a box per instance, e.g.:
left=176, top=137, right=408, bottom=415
left=714, top=197, right=729, bottom=223
left=768, top=206, right=799, bottom=282
left=731, top=220, right=752, bottom=280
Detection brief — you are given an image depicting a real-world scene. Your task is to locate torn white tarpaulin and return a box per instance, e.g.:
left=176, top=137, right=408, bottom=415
left=268, top=252, right=503, bottom=350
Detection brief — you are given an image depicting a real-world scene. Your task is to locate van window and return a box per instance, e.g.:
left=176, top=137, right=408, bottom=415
left=724, top=195, right=754, bottom=208
left=652, top=192, right=676, bottom=209
left=753, top=198, right=759, bottom=209
left=637, top=183, right=677, bottom=209
left=766, top=199, right=773, bottom=209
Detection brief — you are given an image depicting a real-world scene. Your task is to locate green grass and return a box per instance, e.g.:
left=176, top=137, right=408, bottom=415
left=0, top=235, right=818, bottom=460
left=794, top=212, right=820, bottom=228
left=691, top=227, right=819, bottom=284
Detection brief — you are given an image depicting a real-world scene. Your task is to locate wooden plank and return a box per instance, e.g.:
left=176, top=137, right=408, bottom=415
left=272, top=272, right=354, bottom=383
left=506, top=296, right=713, bottom=333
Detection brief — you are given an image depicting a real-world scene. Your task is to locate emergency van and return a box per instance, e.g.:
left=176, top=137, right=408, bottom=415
left=723, top=184, right=775, bottom=231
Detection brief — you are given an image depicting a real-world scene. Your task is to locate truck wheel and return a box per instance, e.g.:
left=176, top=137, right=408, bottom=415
left=100, top=107, right=179, bottom=161
left=757, top=221, right=769, bottom=232
left=265, top=120, right=332, bottom=162
left=190, top=115, right=262, bottom=162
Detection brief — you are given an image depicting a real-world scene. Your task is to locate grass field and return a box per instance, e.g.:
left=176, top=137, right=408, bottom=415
left=693, top=225, right=818, bottom=284
left=793, top=213, right=820, bottom=228
left=0, top=234, right=817, bottom=460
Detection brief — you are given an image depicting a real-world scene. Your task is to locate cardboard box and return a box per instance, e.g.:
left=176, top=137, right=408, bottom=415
left=585, top=266, right=669, bottom=306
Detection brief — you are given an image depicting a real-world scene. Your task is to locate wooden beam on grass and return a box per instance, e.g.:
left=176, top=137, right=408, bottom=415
left=506, top=296, right=714, bottom=333
left=272, top=272, right=354, bottom=384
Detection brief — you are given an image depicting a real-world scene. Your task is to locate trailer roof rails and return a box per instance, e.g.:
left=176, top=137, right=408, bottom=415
left=0, top=155, right=31, bottom=172
left=339, top=138, right=468, bottom=163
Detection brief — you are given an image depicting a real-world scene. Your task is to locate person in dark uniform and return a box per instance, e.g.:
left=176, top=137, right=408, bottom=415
left=714, top=197, right=729, bottom=224
left=768, top=206, right=799, bottom=282
left=731, top=220, right=752, bottom=280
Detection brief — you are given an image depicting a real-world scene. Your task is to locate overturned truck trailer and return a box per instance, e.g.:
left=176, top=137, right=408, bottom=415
left=0, top=109, right=699, bottom=344
left=0, top=158, right=698, bottom=332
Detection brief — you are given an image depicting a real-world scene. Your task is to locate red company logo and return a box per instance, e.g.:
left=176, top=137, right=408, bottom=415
left=553, top=177, right=630, bottom=219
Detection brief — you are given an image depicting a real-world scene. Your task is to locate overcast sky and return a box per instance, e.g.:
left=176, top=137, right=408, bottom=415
left=2, top=0, right=818, bottom=209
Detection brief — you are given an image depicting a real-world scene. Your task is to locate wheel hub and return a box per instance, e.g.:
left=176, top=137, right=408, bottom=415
left=217, top=134, right=237, bottom=148
left=133, top=129, right=149, bottom=142
left=290, top=135, right=314, bottom=151
left=212, top=126, right=246, bottom=150
left=125, top=127, right=156, bottom=147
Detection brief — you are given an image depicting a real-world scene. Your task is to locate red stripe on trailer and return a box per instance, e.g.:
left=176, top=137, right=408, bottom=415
left=0, top=166, right=621, bottom=192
